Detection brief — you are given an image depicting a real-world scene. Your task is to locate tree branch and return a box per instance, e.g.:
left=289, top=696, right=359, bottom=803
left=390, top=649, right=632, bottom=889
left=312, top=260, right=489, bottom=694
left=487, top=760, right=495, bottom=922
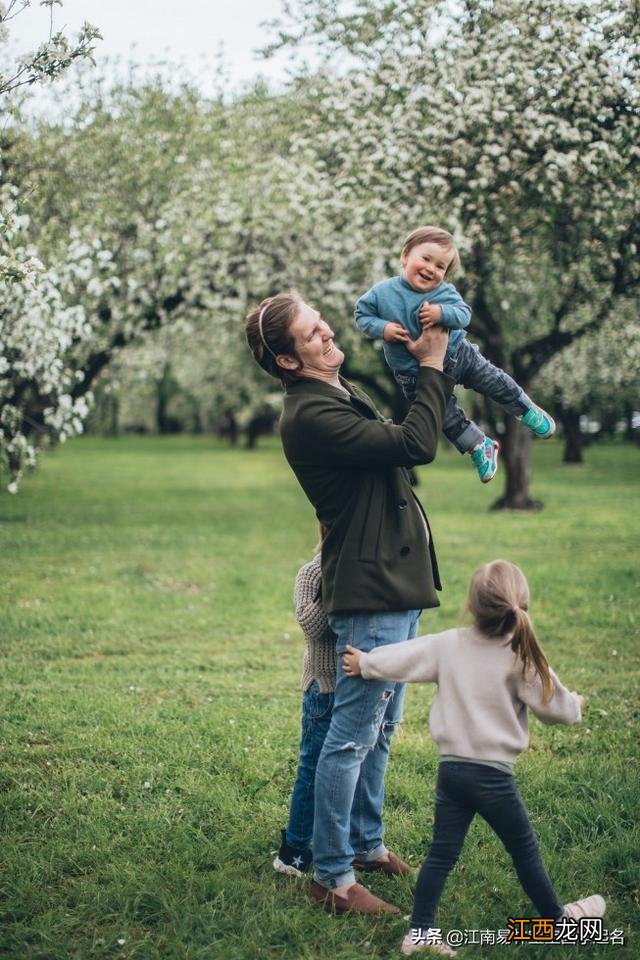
left=71, top=288, right=188, bottom=398
left=467, top=243, right=506, bottom=367
left=513, top=215, right=639, bottom=384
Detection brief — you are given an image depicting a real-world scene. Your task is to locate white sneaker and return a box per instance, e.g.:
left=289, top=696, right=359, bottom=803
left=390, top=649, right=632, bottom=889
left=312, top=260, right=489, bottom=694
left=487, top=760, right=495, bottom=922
left=401, top=931, right=457, bottom=957
left=272, top=855, right=306, bottom=878
left=563, top=894, right=606, bottom=919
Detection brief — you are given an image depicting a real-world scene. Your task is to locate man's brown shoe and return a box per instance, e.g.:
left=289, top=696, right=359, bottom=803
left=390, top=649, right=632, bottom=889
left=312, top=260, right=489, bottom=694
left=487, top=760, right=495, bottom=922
left=352, top=850, right=412, bottom=876
left=309, top=880, right=401, bottom=915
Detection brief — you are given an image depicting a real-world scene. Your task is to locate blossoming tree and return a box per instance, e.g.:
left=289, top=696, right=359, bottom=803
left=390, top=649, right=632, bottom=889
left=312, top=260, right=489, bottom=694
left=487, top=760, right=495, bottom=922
left=18, top=72, right=359, bottom=436
left=0, top=1, right=100, bottom=490
left=536, top=309, right=640, bottom=462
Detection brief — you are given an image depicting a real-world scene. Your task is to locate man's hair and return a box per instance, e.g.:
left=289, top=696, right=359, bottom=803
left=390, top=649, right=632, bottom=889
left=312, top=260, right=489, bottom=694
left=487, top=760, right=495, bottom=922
left=245, top=292, right=303, bottom=383
left=401, top=225, right=461, bottom=278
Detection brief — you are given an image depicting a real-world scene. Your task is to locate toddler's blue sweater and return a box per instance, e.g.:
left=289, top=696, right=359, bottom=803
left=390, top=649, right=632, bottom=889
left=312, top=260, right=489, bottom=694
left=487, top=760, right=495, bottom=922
left=355, top=275, right=471, bottom=376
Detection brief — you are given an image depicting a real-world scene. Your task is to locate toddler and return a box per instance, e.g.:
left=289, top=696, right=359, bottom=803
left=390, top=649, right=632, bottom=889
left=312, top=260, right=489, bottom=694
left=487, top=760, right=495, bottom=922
left=272, top=532, right=336, bottom=876
left=344, top=559, right=605, bottom=957
left=355, top=226, right=555, bottom=483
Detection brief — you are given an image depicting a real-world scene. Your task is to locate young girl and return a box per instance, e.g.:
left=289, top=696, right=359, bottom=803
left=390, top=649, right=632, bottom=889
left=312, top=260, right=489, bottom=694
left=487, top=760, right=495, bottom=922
left=272, top=529, right=336, bottom=876
left=343, top=560, right=605, bottom=957
left=355, top=226, right=555, bottom=484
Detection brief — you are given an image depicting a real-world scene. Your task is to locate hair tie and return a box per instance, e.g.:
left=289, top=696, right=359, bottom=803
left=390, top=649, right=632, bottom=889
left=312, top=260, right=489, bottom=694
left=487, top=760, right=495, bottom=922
left=258, top=305, right=278, bottom=360
left=511, top=606, right=519, bottom=615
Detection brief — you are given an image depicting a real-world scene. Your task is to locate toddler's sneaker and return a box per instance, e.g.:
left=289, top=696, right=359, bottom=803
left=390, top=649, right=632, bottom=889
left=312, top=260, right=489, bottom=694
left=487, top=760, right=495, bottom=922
left=470, top=437, right=500, bottom=484
left=272, top=829, right=312, bottom=877
left=519, top=404, right=556, bottom=438
left=401, top=928, right=457, bottom=957
left=563, top=894, right=606, bottom=919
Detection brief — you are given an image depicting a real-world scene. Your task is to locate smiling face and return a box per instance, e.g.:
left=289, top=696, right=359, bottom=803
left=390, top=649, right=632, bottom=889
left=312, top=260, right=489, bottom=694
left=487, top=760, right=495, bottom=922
left=401, top=241, right=455, bottom=292
left=279, top=301, right=344, bottom=382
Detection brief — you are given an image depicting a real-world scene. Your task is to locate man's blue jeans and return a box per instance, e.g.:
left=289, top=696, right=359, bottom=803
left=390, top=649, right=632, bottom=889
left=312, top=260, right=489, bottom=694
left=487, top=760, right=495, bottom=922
left=313, top=609, right=421, bottom=888
left=285, top=682, right=334, bottom=851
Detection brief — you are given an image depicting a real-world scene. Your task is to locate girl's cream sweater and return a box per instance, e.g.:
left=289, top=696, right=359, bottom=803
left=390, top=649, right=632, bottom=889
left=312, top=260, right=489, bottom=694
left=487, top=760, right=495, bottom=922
left=358, top=626, right=581, bottom=764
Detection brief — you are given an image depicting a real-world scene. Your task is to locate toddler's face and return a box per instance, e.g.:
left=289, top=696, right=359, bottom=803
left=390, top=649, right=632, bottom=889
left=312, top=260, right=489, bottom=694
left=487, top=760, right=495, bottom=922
left=402, top=241, right=454, bottom=292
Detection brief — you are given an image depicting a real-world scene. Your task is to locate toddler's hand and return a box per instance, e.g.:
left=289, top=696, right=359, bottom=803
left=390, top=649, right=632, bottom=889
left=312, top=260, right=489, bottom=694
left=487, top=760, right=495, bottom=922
left=383, top=322, right=410, bottom=343
left=418, top=302, right=443, bottom=327
left=343, top=644, right=362, bottom=677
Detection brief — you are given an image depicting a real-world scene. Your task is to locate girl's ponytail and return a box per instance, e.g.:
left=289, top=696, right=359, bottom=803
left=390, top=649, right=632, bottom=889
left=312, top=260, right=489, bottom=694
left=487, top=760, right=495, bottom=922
left=468, top=560, right=554, bottom=703
left=511, top=607, right=554, bottom=704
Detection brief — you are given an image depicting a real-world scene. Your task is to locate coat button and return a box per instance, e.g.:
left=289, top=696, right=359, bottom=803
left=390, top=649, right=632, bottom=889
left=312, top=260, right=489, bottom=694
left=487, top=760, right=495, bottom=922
left=400, top=546, right=411, bottom=557
left=397, top=498, right=408, bottom=510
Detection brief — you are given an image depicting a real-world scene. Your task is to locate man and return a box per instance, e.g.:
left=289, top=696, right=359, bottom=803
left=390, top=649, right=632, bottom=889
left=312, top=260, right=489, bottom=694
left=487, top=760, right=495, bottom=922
left=246, top=292, right=453, bottom=914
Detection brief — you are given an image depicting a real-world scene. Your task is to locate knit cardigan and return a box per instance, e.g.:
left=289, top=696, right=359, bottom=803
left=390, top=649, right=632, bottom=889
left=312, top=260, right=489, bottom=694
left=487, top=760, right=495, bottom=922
left=295, top=553, right=336, bottom=693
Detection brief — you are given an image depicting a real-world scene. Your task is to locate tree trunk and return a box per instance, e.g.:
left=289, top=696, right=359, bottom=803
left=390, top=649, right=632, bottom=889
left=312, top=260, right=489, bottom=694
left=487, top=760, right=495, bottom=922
left=491, top=417, right=540, bottom=510
left=225, top=410, right=239, bottom=445
left=624, top=405, right=639, bottom=444
left=106, top=393, right=119, bottom=438
left=156, top=362, right=174, bottom=434
left=560, top=409, right=583, bottom=463
left=598, top=410, right=618, bottom=440
left=473, top=394, right=499, bottom=442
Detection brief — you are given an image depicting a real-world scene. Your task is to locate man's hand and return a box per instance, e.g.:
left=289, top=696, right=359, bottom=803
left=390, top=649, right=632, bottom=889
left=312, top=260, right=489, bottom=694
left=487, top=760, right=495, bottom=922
left=343, top=644, right=362, bottom=677
left=405, top=323, right=449, bottom=370
left=418, top=302, right=443, bottom=327
left=383, top=322, right=410, bottom=343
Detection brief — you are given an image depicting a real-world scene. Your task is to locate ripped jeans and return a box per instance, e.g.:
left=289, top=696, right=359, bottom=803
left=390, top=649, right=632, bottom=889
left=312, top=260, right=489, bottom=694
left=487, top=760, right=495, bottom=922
left=313, top=609, right=421, bottom=888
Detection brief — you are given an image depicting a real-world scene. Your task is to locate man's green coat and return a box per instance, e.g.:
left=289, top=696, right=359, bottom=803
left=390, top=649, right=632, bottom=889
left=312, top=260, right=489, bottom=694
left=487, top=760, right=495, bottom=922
left=279, top=366, right=454, bottom=614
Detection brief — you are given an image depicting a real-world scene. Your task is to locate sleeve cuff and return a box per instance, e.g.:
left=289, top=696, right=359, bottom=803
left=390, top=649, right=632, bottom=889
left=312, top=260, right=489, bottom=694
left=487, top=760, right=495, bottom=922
left=359, top=652, right=373, bottom=679
left=416, top=365, right=456, bottom=394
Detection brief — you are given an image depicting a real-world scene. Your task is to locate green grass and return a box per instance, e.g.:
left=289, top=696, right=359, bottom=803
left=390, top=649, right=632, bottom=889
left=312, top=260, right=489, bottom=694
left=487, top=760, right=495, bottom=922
left=1, top=435, right=638, bottom=959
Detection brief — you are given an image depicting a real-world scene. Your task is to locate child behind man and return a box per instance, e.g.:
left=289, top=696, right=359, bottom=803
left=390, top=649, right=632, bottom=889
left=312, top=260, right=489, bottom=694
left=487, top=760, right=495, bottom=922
left=273, top=531, right=336, bottom=875
left=343, top=559, right=605, bottom=957
left=355, top=226, right=555, bottom=483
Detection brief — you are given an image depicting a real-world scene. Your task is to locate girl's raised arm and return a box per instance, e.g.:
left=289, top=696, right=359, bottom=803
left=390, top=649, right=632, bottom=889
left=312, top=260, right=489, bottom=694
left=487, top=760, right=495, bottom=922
left=351, top=634, right=439, bottom=684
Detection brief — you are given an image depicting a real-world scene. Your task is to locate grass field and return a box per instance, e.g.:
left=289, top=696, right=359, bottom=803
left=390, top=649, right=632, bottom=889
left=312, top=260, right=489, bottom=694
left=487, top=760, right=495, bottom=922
left=1, top=435, right=638, bottom=960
